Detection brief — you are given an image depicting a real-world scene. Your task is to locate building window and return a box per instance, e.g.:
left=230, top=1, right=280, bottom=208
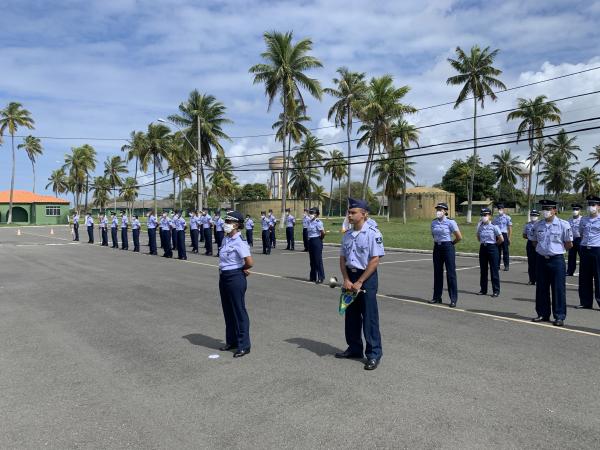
left=46, top=205, right=61, bottom=216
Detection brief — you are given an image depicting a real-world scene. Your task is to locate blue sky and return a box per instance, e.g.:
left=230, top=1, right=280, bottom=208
left=1, top=0, right=600, bottom=203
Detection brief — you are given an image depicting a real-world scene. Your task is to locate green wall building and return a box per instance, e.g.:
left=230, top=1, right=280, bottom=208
left=0, top=190, right=70, bottom=225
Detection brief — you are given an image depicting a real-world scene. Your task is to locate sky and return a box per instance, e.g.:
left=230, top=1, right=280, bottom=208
left=1, top=0, right=600, bottom=203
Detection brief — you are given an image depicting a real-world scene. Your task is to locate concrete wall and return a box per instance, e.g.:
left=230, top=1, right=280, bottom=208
left=389, top=192, right=456, bottom=219
left=0, top=203, right=69, bottom=224
left=236, top=199, right=322, bottom=219
left=33, top=204, right=70, bottom=225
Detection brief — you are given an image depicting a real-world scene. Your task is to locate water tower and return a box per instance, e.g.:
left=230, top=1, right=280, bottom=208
left=267, top=156, right=292, bottom=199
left=518, top=159, right=534, bottom=193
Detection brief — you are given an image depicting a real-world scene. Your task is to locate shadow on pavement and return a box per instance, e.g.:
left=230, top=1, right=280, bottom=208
left=182, top=333, right=223, bottom=350
left=284, top=337, right=342, bottom=357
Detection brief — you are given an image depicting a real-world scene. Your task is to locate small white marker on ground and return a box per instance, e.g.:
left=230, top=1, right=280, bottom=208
left=208, top=354, right=220, bottom=359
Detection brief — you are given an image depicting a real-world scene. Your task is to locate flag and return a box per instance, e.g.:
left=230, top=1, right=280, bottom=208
left=338, top=289, right=359, bottom=315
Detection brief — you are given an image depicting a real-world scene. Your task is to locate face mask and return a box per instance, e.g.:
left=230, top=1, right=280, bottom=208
left=498, top=209, right=504, bottom=215
left=435, top=211, right=444, bottom=219
left=543, top=210, right=553, bottom=219
left=530, top=216, right=538, bottom=222
left=481, top=216, right=489, bottom=223
left=261, top=215, right=265, bottom=218
left=223, top=223, right=234, bottom=234
left=309, top=214, right=316, bottom=220
left=589, top=206, right=598, bottom=214
left=573, top=210, right=580, bottom=216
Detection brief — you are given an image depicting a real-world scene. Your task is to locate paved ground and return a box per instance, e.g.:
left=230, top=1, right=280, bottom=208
left=1, top=225, right=600, bottom=449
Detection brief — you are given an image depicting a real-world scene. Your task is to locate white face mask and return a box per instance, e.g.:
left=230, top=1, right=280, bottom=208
left=573, top=210, right=580, bottom=216
left=543, top=210, right=553, bottom=219
left=223, top=223, right=235, bottom=234
left=589, top=206, right=598, bottom=214
left=530, top=216, right=538, bottom=222
left=309, top=214, right=316, bottom=220
left=261, top=215, right=265, bottom=218
left=435, top=211, right=445, bottom=219
left=481, top=216, right=489, bottom=223
left=498, top=209, right=504, bottom=215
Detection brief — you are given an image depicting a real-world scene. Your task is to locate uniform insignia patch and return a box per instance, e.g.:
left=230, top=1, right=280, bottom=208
left=375, top=237, right=383, bottom=244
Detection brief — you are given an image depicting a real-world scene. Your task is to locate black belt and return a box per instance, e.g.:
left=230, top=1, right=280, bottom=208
left=220, top=267, right=243, bottom=274
left=435, top=241, right=452, bottom=246
left=481, top=243, right=496, bottom=246
left=346, top=267, right=364, bottom=273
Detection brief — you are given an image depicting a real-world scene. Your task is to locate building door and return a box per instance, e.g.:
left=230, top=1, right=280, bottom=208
left=12, top=206, right=29, bottom=223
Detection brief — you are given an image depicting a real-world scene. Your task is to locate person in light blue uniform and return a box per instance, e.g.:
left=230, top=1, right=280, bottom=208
left=268, top=209, right=277, bottom=248
left=202, top=209, right=213, bottom=255
left=99, top=213, right=108, bottom=246
left=159, top=212, right=172, bottom=258
left=366, top=217, right=378, bottom=229
left=169, top=212, right=177, bottom=252
left=531, top=199, right=573, bottom=326
left=285, top=208, right=296, bottom=250
left=567, top=204, right=582, bottom=276
left=217, top=210, right=254, bottom=358
left=522, top=210, right=540, bottom=285
left=492, top=203, right=512, bottom=271
left=307, top=207, right=325, bottom=283
left=302, top=209, right=310, bottom=252
left=260, top=211, right=270, bottom=255
left=110, top=212, right=119, bottom=248
left=245, top=215, right=254, bottom=247
left=132, top=215, right=141, bottom=252
left=336, top=197, right=385, bottom=371
left=175, top=211, right=187, bottom=260
left=477, top=208, right=504, bottom=297
left=429, top=202, right=462, bottom=307
left=120, top=211, right=129, bottom=250
left=214, top=211, right=225, bottom=257
left=85, top=212, right=94, bottom=243
left=146, top=210, right=158, bottom=255
left=72, top=211, right=80, bottom=241
left=576, top=196, right=600, bottom=310
left=189, top=211, right=199, bottom=254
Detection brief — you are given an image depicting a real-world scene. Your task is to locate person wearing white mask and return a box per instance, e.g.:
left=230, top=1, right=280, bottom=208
left=567, top=203, right=582, bottom=276
left=492, top=203, right=512, bottom=271
left=522, top=210, right=540, bottom=285
left=307, top=207, right=325, bottom=283
left=576, top=196, right=600, bottom=310
left=429, top=202, right=462, bottom=307
left=260, top=210, right=270, bottom=255
left=476, top=208, right=503, bottom=297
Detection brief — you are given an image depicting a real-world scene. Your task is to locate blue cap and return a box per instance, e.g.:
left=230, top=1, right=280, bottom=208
left=539, top=199, right=558, bottom=209
left=571, top=204, right=582, bottom=209
left=435, top=202, right=449, bottom=210
left=586, top=195, right=600, bottom=205
left=348, top=197, right=369, bottom=211
left=225, top=210, right=244, bottom=223
left=496, top=203, right=505, bottom=209
left=480, top=208, right=492, bottom=216
left=530, top=209, right=540, bottom=216
left=308, top=207, right=320, bottom=215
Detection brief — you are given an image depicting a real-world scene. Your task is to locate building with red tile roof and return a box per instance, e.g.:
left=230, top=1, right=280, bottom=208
left=0, top=190, right=70, bottom=224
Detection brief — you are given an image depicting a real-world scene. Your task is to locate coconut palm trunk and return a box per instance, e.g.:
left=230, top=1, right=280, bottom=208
left=346, top=106, right=352, bottom=199
left=31, top=159, right=36, bottom=193
left=196, top=115, right=203, bottom=210
left=153, top=154, right=157, bottom=215
left=338, top=178, right=342, bottom=216
left=84, top=173, right=89, bottom=211
left=7, top=133, right=16, bottom=223
left=328, top=175, right=334, bottom=217
left=280, top=107, right=288, bottom=227
left=467, top=98, right=477, bottom=224
left=526, top=130, right=534, bottom=215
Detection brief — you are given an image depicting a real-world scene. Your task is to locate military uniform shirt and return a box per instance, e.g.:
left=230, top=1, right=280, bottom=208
left=286, top=214, right=295, bottom=227
left=190, top=216, right=198, bottom=230
left=431, top=217, right=459, bottom=243
left=261, top=217, right=270, bottom=231
left=202, top=215, right=213, bottom=229
left=100, top=217, right=108, bottom=228
left=492, top=214, right=512, bottom=233
left=245, top=218, right=254, bottom=230
left=111, top=217, right=118, bottom=228
left=214, top=217, right=224, bottom=232
left=340, top=224, right=385, bottom=270
left=532, top=216, right=573, bottom=256
left=307, top=219, right=324, bottom=238
left=121, top=216, right=128, bottom=228
left=569, top=216, right=582, bottom=239
left=132, top=218, right=140, bottom=230
left=167, top=217, right=174, bottom=229
left=159, top=217, right=170, bottom=230
left=366, top=217, right=378, bottom=229
left=147, top=215, right=157, bottom=229
left=219, top=232, right=251, bottom=271
left=302, top=215, right=310, bottom=229
left=268, top=215, right=276, bottom=227
left=175, top=216, right=186, bottom=231
left=523, top=221, right=537, bottom=241
left=579, top=216, right=600, bottom=247
left=477, top=222, right=502, bottom=244
left=73, top=214, right=80, bottom=224
left=85, top=216, right=93, bottom=226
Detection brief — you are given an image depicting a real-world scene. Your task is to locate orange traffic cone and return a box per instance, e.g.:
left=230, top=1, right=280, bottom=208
left=50, top=228, right=55, bottom=235
left=17, top=229, right=21, bottom=236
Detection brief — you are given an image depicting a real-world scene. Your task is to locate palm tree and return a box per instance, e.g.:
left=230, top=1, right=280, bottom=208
left=447, top=45, right=506, bottom=223
left=249, top=30, right=323, bottom=222
left=540, top=153, right=576, bottom=203
left=531, top=139, right=549, bottom=198
left=506, top=95, right=561, bottom=213
left=573, top=167, right=600, bottom=199
left=103, top=155, right=128, bottom=212
left=121, top=130, right=147, bottom=182
left=373, top=146, right=415, bottom=221
left=323, top=149, right=347, bottom=216
left=63, top=145, right=96, bottom=210
left=0, top=102, right=35, bottom=223
left=120, top=177, right=139, bottom=217
left=79, top=144, right=97, bottom=210
left=324, top=67, right=368, bottom=198
left=391, top=118, right=419, bottom=224
left=490, top=149, right=521, bottom=198
left=208, top=152, right=236, bottom=202
left=141, top=123, right=173, bottom=214
left=168, top=90, right=232, bottom=209
left=546, top=129, right=580, bottom=161
left=356, top=75, right=416, bottom=199
left=166, top=133, right=194, bottom=209
left=297, top=134, right=325, bottom=202
left=312, top=185, right=327, bottom=205
left=46, top=168, right=69, bottom=198
left=17, top=135, right=43, bottom=193
left=92, top=176, right=111, bottom=212
left=587, top=144, right=600, bottom=168
left=272, top=97, right=311, bottom=170
left=289, top=153, right=320, bottom=206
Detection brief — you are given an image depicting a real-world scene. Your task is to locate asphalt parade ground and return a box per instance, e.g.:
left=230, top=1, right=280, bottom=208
left=1, top=226, right=600, bottom=449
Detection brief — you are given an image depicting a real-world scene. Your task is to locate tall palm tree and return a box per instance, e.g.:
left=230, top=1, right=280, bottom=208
left=356, top=75, right=416, bottom=199
left=587, top=144, right=600, bottom=168
left=103, top=155, right=128, bottom=212
left=540, top=153, right=576, bottom=204
left=312, top=185, right=327, bottom=205
left=573, top=167, right=600, bottom=199
left=272, top=97, right=311, bottom=170
left=297, top=134, right=325, bottom=202
left=79, top=144, right=97, bottom=210
left=324, top=67, right=368, bottom=198
left=121, top=130, right=147, bottom=182
left=323, top=149, right=347, bottom=216
left=208, top=152, right=237, bottom=203
left=168, top=90, right=232, bottom=209
left=63, top=145, right=96, bottom=210
left=289, top=153, right=320, bottom=206
left=546, top=129, right=580, bottom=161
left=249, top=30, right=323, bottom=222
left=0, top=102, right=35, bottom=223
left=120, top=177, right=139, bottom=217
left=92, top=176, right=111, bottom=213
left=166, top=133, right=194, bottom=209
left=447, top=45, right=506, bottom=223
left=46, top=168, right=69, bottom=198
left=391, top=118, right=419, bottom=224
left=141, top=123, right=173, bottom=214
left=17, top=135, right=43, bottom=193
left=490, top=148, right=521, bottom=198
left=531, top=139, right=549, bottom=198
left=373, top=146, right=415, bottom=221
left=506, top=95, right=561, bottom=213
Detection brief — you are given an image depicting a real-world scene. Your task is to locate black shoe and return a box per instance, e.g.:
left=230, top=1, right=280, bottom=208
left=233, top=348, right=250, bottom=358
left=527, top=281, right=536, bottom=285
left=219, top=344, right=237, bottom=351
left=553, top=319, right=564, bottom=327
left=503, top=267, right=509, bottom=271
left=531, top=316, right=550, bottom=322
left=449, top=302, right=457, bottom=308
left=428, top=299, right=442, bottom=304
left=364, top=359, right=379, bottom=370
left=477, top=291, right=487, bottom=295
left=566, top=273, right=573, bottom=277
left=575, top=305, right=592, bottom=309
left=491, top=292, right=500, bottom=298
left=315, top=279, right=323, bottom=284
left=335, top=350, right=363, bottom=359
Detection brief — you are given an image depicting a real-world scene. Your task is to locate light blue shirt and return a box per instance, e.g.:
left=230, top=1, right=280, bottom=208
left=147, top=215, right=157, bottom=229
left=532, top=216, right=572, bottom=256
left=100, top=217, right=108, bottom=228
left=202, top=215, right=212, bottom=229
left=159, top=216, right=170, bottom=231
left=219, top=232, right=251, bottom=271
left=579, top=215, right=600, bottom=247
left=190, top=215, right=198, bottom=230
left=245, top=218, right=254, bottom=230
left=431, top=217, right=459, bottom=243
left=261, top=216, right=270, bottom=231
left=111, top=217, right=118, bottom=228
left=492, top=214, right=512, bottom=234
left=132, top=218, right=140, bottom=230
left=307, top=218, right=324, bottom=238
left=167, top=217, right=174, bottom=229
left=286, top=214, right=295, bottom=227
left=175, top=216, right=186, bottom=231
left=214, top=217, right=224, bottom=232
left=73, top=214, right=79, bottom=224
left=340, top=223, right=385, bottom=270
left=268, top=215, right=276, bottom=227
left=569, top=215, right=582, bottom=239
left=121, top=215, right=128, bottom=228
left=302, top=215, right=310, bottom=228
left=523, top=220, right=538, bottom=241
left=85, top=216, right=93, bottom=226
left=477, top=222, right=501, bottom=244
left=367, top=217, right=378, bottom=229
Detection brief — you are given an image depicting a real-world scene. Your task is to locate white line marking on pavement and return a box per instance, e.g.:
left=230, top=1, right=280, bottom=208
left=379, top=258, right=431, bottom=265
left=282, top=249, right=338, bottom=255
left=21, top=231, right=69, bottom=241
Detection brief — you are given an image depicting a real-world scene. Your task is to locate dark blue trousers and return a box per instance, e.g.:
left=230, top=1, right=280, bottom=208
left=190, top=228, right=199, bottom=252
left=161, top=229, right=172, bottom=257
left=567, top=237, right=581, bottom=276
left=177, top=230, right=187, bottom=259
left=270, top=228, right=276, bottom=248
left=148, top=228, right=157, bottom=254
left=302, top=228, right=308, bottom=251
left=308, top=237, right=325, bottom=281
left=286, top=226, right=295, bottom=250
left=219, top=269, right=250, bottom=350
left=246, top=229, right=253, bottom=247
left=73, top=223, right=79, bottom=241
left=344, top=268, right=382, bottom=360
left=111, top=227, right=118, bottom=248
left=578, top=246, right=600, bottom=308
left=432, top=242, right=457, bottom=303
left=101, top=228, right=108, bottom=246
left=132, top=228, right=140, bottom=252
left=261, top=230, right=270, bottom=254
left=526, top=240, right=537, bottom=283
left=203, top=228, right=213, bottom=255
left=215, top=230, right=224, bottom=255
left=479, top=243, right=500, bottom=294
left=171, top=229, right=177, bottom=251
left=200, top=226, right=204, bottom=242
left=121, top=227, right=128, bottom=249
left=87, top=225, right=94, bottom=243
left=498, top=232, right=510, bottom=269
left=158, top=227, right=164, bottom=249
left=536, top=254, right=567, bottom=320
